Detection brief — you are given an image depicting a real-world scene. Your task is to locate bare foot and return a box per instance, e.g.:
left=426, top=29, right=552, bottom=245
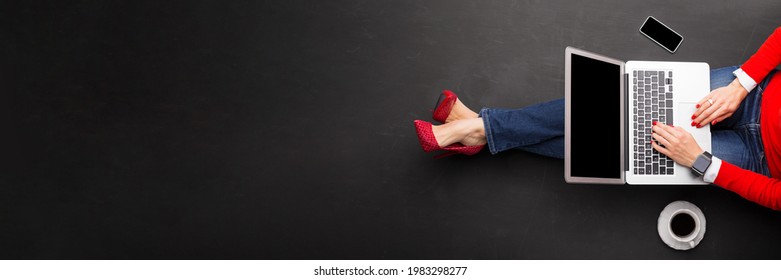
left=431, top=118, right=487, bottom=147
left=445, top=98, right=479, bottom=123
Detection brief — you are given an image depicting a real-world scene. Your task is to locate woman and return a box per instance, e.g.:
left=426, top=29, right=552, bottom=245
left=414, top=27, right=781, bottom=210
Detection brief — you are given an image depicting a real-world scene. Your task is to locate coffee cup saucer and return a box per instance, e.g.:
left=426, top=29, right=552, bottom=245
left=658, top=201, right=706, bottom=250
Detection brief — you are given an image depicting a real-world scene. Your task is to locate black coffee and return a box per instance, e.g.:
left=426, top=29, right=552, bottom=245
left=670, top=213, right=696, bottom=237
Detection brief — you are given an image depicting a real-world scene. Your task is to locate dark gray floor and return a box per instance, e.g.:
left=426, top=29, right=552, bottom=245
left=4, top=0, right=781, bottom=259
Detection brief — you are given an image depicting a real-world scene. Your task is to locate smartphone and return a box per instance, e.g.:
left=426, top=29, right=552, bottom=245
left=639, top=16, right=684, bottom=53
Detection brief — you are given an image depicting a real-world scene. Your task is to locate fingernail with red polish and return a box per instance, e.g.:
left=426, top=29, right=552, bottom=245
left=696, top=104, right=701, bottom=108
left=691, top=121, right=696, bottom=126
left=691, top=114, right=697, bottom=119
left=653, top=121, right=657, bottom=125
left=697, top=124, right=702, bottom=128
left=712, top=120, right=718, bottom=125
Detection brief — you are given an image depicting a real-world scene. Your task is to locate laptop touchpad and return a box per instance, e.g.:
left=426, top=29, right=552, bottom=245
left=677, top=102, right=709, bottom=138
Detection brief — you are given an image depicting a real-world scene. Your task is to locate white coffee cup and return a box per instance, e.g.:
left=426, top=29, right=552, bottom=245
left=668, top=209, right=701, bottom=248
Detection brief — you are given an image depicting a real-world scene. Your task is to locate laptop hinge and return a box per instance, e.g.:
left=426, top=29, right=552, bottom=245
left=624, top=73, right=630, bottom=172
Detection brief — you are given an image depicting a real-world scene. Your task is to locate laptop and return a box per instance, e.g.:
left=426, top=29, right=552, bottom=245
left=564, top=47, right=711, bottom=185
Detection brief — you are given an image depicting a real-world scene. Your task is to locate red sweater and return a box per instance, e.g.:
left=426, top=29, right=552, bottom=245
left=714, top=27, right=781, bottom=210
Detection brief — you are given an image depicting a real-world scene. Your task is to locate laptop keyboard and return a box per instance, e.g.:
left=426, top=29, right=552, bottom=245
left=632, top=70, right=674, bottom=175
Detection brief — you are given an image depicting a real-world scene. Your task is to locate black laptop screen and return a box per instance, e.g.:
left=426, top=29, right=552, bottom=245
left=570, top=54, right=622, bottom=179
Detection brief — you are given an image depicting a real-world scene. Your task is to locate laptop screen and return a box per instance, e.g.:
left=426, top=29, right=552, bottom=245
left=570, top=53, right=622, bottom=179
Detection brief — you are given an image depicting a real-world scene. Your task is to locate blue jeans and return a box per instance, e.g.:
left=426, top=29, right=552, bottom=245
left=479, top=66, right=773, bottom=175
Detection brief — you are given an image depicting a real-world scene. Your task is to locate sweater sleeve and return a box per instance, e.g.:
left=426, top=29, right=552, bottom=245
left=741, top=27, right=781, bottom=83
left=714, top=161, right=781, bottom=210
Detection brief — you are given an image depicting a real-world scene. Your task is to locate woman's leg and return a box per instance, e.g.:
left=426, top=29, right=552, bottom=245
left=708, top=66, right=740, bottom=93
left=711, top=130, right=770, bottom=176
left=429, top=98, right=564, bottom=158
left=479, top=99, right=564, bottom=158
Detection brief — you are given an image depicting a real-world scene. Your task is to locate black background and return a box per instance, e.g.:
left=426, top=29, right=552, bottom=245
left=3, top=0, right=781, bottom=259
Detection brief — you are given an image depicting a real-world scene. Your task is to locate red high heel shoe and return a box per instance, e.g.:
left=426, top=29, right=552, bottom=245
left=413, top=120, right=484, bottom=158
left=432, top=90, right=458, bottom=123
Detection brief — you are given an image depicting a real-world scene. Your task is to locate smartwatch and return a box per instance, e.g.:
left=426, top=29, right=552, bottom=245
left=691, top=151, right=712, bottom=177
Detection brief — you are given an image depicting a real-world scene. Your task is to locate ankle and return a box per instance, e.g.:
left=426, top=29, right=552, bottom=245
left=465, top=118, right=485, bottom=138
left=432, top=118, right=485, bottom=147
left=447, top=99, right=479, bottom=122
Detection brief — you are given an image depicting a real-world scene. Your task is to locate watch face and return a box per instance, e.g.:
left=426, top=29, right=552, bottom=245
left=692, top=154, right=711, bottom=174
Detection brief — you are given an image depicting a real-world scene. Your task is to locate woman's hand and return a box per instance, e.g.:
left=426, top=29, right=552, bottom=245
left=651, top=122, right=703, bottom=168
left=692, top=79, right=748, bottom=127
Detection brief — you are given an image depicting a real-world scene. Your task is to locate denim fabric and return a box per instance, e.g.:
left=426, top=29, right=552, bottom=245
left=480, top=99, right=565, bottom=158
left=480, top=66, right=774, bottom=174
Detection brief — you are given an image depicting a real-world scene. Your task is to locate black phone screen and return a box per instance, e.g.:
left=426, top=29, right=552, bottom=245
left=640, top=17, right=683, bottom=53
